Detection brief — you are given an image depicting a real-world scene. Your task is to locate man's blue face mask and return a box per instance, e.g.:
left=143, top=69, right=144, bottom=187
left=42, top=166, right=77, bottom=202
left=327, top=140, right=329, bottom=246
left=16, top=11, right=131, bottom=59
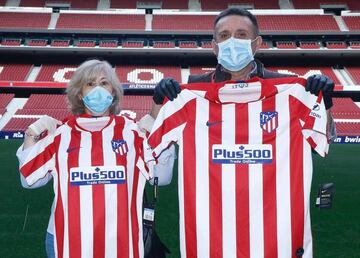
left=216, top=37, right=256, bottom=72
left=82, top=86, right=113, bottom=116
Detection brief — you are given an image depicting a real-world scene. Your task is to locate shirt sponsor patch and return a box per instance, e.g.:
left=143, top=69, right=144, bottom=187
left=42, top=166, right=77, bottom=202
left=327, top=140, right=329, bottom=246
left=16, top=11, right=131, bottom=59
left=212, top=144, right=273, bottom=164
left=70, top=165, right=126, bottom=186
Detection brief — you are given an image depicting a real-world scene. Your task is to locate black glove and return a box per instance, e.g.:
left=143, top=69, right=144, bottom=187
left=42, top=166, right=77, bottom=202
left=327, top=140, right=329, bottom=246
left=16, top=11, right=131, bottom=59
left=306, top=74, right=334, bottom=110
left=153, top=78, right=181, bottom=105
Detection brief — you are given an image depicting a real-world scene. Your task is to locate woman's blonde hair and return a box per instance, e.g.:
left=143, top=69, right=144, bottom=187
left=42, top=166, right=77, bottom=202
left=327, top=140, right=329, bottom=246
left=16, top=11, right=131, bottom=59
left=66, top=59, right=123, bottom=115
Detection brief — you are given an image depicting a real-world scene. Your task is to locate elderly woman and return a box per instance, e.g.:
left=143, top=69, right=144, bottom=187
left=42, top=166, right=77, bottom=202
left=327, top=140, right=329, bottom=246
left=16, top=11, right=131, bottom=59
left=16, top=59, right=173, bottom=258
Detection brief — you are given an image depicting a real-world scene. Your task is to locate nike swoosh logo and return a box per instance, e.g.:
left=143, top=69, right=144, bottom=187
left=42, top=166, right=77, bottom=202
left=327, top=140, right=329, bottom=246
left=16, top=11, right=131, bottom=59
left=206, top=120, right=223, bottom=127
left=67, top=146, right=82, bottom=153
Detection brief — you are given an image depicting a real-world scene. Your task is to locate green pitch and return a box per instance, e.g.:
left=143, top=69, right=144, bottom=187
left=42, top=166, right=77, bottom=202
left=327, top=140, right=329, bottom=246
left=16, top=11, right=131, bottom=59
left=1, top=140, right=359, bottom=257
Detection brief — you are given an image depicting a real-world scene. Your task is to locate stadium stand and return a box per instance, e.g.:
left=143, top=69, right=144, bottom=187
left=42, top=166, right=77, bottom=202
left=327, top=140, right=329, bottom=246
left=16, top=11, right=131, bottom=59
left=56, top=13, right=145, bottom=30
left=162, top=0, right=189, bottom=9
left=0, top=94, right=15, bottom=109
left=51, top=39, right=70, bottom=47
left=292, top=0, right=360, bottom=10
left=1, top=39, right=22, bottom=46
left=179, top=41, right=198, bottom=48
left=76, top=40, right=96, bottom=47
left=19, top=0, right=98, bottom=8
left=152, top=14, right=340, bottom=32
left=0, top=0, right=6, bottom=6
left=201, top=41, right=212, bottom=48
left=201, top=0, right=279, bottom=10
left=99, top=40, right=118, bottom=48
left=260, top=41, right=270, bottom=49
left=0, top=108, right=6, bottom=116
left=349, top=41, right=360, bottom=49
left=257, top=15, right=340, bottom=32
left=326, top=41, right=348, bottom=49
left=110, top=0, right=137, bottom=9
left=35, top=64, right=77, bottom=82
left=342, top=16, right=360, bottom=31
left=267, top=66, right=342, bottom=85
left=0, top=12, right=50, bottom=29
left=344, top=67, right=360, bottom=84
left=332, top=98, right=360, bottom=119
left=116, top=65, right=182, bottom=84
left=0, top=64, right=32, bottom=81
left=189, top=66, right=216, bottom=76
left=152, top=14, right=215, bottom=32
left=153, top=41, right=176, bottom=48
left=121, top=95, right=153, bottom=119
left=335, top=122, right=360, bottom=136
left=28, top=39, right=48, bottom=47
left=15, top=109, right=71, bottom=120
left=276, top=41, right=297, bottom=49
left=299, top=41, right=321, bottom=49
left=22, top=94, right=67, bottom=109
left=122, top=40, right=145, bottom=48
left=110, top=0, right=188, bottom=9
left=2, top=117, right=37, bottom=131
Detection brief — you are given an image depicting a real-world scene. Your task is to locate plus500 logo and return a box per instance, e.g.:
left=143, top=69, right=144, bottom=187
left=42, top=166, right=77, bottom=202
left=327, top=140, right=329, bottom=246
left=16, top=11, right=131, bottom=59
left=212, top=144, right=272, bottom=164
left=70, top=165, right=126, bottom=186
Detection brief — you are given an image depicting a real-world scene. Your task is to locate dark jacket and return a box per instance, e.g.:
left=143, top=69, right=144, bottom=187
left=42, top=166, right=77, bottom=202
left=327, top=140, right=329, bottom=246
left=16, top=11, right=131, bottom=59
left=188, top=59, right=291, bottom=83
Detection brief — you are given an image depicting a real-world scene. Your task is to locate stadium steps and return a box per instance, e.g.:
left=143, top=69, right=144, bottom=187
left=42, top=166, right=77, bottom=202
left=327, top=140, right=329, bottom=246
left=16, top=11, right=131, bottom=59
left=6, top=0, right=20, bottom=7
left=188, top=0, right=201, bottom=11
left=27, top=65, right=41, bottom=82
left=339, top=69, right=357, bottom=86
left=98, top=0, right=110, bottom=10
left=0, top=98, right=27, bottom=131
left=279, top=0, right=294, bottom=9
left=334, top=15, right=349, bottom=31
left=48, top=12, right=60, bottom=30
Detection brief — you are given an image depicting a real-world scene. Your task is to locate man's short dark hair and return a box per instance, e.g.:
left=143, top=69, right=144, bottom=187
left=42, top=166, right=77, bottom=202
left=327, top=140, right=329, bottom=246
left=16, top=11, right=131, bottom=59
left=214, top=8, right=259, bottom=36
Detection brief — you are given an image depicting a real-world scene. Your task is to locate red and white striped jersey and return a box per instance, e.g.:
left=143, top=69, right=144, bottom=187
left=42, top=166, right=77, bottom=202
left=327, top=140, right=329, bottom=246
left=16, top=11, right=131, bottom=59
left=148, top=77, right=329, bottom=258
left=20, top=115, right=153, bottom=258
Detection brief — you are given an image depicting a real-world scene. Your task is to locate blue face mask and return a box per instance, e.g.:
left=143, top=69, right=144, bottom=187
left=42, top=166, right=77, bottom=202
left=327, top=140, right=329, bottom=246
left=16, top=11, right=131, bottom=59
left=82, top=86, right=113, bottom=116
left=217, top=37, right=255, bottom=72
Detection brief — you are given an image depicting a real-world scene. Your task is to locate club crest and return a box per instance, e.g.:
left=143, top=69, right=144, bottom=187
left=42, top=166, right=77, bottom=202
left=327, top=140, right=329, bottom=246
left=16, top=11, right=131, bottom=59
left=260, top=111, right=278, bottom=133
left=111, top=139, right=129, bottom=156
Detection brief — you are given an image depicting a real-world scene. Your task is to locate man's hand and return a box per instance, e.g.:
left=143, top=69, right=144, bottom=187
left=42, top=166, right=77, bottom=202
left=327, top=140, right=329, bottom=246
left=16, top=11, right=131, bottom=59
left=306, top=74, right=334, bottom=109
left=28, top=115, right=62, bottom=136
left=153, top=78, right=181, bottom=105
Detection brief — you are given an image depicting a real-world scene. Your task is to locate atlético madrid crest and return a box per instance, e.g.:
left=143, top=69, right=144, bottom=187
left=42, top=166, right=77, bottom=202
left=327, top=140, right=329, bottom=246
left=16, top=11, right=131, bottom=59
left=260, top=111, right=278, bottom=133
left=111, top=139, right=129, bottom=156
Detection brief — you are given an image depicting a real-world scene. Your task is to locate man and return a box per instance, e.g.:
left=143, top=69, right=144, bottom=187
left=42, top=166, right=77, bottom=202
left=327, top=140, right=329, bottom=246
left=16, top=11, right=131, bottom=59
left=151, top=8, right=334, bottom=119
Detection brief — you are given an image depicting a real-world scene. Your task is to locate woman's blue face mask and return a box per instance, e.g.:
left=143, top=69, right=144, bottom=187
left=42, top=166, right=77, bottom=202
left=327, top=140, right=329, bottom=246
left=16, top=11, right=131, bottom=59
left=82, top=86, right=113, bottom=116
left=216, top=37, right=256, bottom=72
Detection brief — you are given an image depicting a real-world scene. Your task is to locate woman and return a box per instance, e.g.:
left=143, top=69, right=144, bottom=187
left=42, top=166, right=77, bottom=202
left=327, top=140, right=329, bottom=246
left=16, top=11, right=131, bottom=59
left=17, top=59, right=169, bottom=258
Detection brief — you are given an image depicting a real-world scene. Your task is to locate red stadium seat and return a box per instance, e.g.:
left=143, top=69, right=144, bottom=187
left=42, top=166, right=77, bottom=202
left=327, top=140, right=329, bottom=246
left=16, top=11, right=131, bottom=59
left=116, top=65, right=182, bottom=84
left=15, top=108, right=71, bottom=120
left=22, top=94, right=68, bottom=109
left=267, top=66, right=342, bottom=85
left=36, top=64, right=77, bottom=82
left=335, top=122, right=360, bottom=136
left=2, top=118, right=37, bottom=131
left=152, top=14, right=216, bottom=32
left=292, top=0, right=360, bottom=10
left=0, top=12, right=50, bottom=29
left=345, top=67, right=360, bottom=84
left=51, top=39, right=70, bottom=47
left=122, top=40, right=144, bottom=48
left=299, top=41, right=321, bottom=49
left=121, top=95, right=153, bottom=119
left=153, top=41, right=175, bottom=48
left=189, top=66, right=216, bottom=76
left=0, top=64, right=32, bottom=81
left=343, top=16, right=360, bottom=31
left=56, top=13, right=145, bottom=30
left=179, top=41, right=198, bottom=48
left=20, top=0, right=98, bottom=9
left=201, top=41, right=212, bottom=49
left=201, top=0, right=279, bottom=10
left=1, top=39, right=22, bottom=46
left=28, top=39, right=48, bottom=47
left=19, top=0, right=45, bottom=7
left=276, top=41, right=297, bottom=49
left=332, top=98, right=360, bottom=119
left=0, top=94, right=15, bottom=109
left=326, top=41, right=348, bottom=49
left=99, top=40, right=118, bottom=48
left=76, top=40, right=96, bottom=47
left=257, top=15, right=340, bottom=32
left=349, top=41, right=360, bottom=49
left=260, top=41, right=270, bottom=49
